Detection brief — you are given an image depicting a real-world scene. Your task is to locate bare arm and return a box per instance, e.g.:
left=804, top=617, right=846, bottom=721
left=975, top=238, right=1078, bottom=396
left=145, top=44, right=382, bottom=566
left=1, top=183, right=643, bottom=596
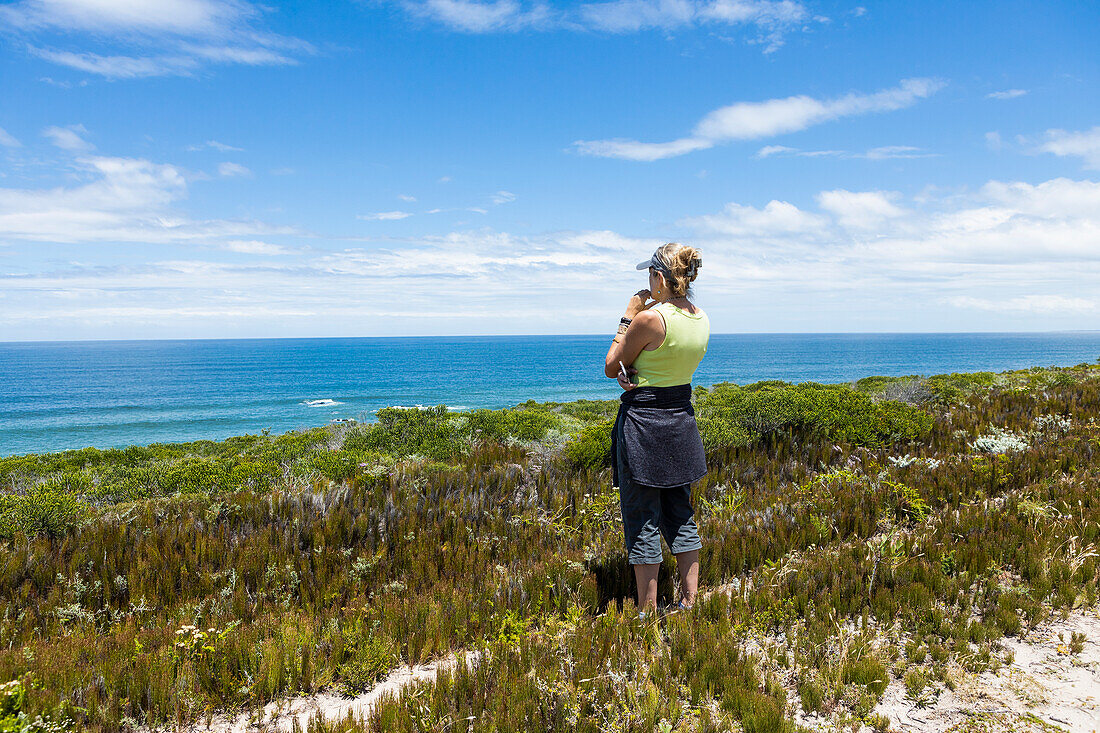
left=604, top=296, right=663, bottom=378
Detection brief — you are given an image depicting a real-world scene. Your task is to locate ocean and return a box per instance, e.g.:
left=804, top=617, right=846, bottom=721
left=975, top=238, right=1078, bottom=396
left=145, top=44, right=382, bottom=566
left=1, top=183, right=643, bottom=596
left=3, top=332, right=1099, bottom=457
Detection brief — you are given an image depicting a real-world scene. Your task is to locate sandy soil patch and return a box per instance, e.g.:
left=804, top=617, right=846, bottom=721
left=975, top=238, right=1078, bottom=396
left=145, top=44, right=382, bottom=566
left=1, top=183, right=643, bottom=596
left=166, top=650, right=481, bottom=733
left=870, top=608, right=1100, bottom=733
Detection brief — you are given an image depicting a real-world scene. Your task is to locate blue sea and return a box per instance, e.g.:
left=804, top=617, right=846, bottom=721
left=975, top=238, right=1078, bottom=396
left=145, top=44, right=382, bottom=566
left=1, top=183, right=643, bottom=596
left=3, top=332, right=1099, bottom=457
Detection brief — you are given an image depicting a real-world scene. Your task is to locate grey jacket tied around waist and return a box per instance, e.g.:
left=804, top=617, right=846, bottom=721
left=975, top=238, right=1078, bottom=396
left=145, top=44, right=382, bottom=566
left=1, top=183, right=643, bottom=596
left=611, top=383, right=708, bottom=489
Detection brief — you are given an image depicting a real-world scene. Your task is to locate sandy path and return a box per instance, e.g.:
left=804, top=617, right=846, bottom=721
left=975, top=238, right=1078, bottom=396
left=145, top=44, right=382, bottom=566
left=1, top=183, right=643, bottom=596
left=170, top=650, right=482, bottom=733
left=871, top=609, right=1100, bottom=733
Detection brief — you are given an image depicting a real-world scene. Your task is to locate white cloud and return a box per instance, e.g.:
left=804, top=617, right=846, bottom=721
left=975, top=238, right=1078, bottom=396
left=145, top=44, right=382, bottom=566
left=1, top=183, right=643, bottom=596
left=574, top=78, right=944, bottom=161
left=221, top=239, right=297, bottom=255
left=358, top=211, right=413, bottom=220
left=862, top=145, right=930, bottom=160
left=755, top=145, right=797, bottom=158
left=683, top=199, right=826, bottom=235
left=816, top=189, right=905, bottom=228
left=30, top=48, right=197, bottom=79
left=0, top=155, right=294, bottom=244
left=6, top=176, right=1100, bottom=337
left=491, top=190, right=516, bottom=204
left=985, top=131, right=1003, bottom=151
left=402, top=0, right=551, bottom=32
left=980, top=177, right=1100, bottom=218
left=572, top=136, right=713, bottom=162
left=681, top=178, right=1100, bottom=291
left=1038, top=127, right=1100, bottom=169
left=217, top=162, right=252, bottom=177
left=944, top=295, right=1095, bottom=314
left=399, top=0, right=814, bottom=50
left=3, top=0, right=312, bottom=78
left=753, top=144, right=931, bottom=160
left=398, top=194, right=417, bottom=202
left=986, top=89, right=1028, bottom=100
left=1, top=0, right=253, bottom=35
left=0, top=127, right=21, bottom=147
left=43, top=123, right=92, bottom=151
left=188, top=140, right=243, bottom=152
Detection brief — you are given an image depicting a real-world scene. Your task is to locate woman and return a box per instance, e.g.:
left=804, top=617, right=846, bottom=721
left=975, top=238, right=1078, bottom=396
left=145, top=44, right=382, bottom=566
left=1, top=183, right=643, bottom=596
left=604, top=242, right=709, bottom=618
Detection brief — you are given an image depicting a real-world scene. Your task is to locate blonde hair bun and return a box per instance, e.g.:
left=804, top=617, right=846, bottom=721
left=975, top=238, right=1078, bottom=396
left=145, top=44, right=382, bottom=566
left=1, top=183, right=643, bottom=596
left=657, top=242, right=702, bottom=297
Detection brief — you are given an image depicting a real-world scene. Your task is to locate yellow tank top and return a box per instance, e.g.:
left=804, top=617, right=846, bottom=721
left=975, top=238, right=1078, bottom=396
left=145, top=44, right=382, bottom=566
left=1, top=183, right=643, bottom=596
left=631, top=302, right=709, bottom=388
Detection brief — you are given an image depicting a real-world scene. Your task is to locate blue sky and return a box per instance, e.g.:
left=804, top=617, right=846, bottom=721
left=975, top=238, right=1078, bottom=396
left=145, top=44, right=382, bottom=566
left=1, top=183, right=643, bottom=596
left=1, top=0, right=1098, bottom=340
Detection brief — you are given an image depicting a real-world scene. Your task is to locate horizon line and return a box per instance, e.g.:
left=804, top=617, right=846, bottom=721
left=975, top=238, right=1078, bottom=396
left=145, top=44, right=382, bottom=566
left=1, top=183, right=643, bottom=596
left=2, top=329, right=1100, bottom=345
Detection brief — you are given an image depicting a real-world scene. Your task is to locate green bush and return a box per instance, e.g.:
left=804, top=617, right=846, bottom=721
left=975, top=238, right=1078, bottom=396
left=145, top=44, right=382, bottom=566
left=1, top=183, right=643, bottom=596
left=307, top=450, right=376, bottom=482
left=343, top=406, right=466, bottom=461
left=338, top=620, right=398, bottom=694
left=924, top=372, right=996, bottom=403
left=563, top=419, right=614, bottom=471
left=0, top=678, right=27, bottom=731
left=0, top=486, right=88, bottom=539
left=694, top=381, right=932, bottom=449
left=461, top=408, right=557, bottom=442
left=843, top=656, right=889, bottom=698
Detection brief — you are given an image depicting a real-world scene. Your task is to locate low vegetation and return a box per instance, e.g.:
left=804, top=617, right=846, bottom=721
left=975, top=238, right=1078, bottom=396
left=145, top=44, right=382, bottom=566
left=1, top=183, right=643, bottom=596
left=0, top=361, right=1097, bottom=731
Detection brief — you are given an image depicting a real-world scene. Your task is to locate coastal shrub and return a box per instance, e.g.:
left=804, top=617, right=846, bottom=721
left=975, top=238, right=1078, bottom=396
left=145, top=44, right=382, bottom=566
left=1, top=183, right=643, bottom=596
left=518, top=397, right=618, bottom=423
left=307, top=450, right=357, bottom=482
left=694, top=381, right=932, bottom=449
left=842, top=656, right=888, bottom=698
left=461, top=408, right=557, bottom=443
left=924, top=371, right=996, bottom=403
left=0, top=486, right=87, bottom=539
left=970, top=426, right=1029, bottom=455
left=343, top=406, right=465, bottom=461
left=563, top=419, right=614, bottom=471
left=337, top=618, right=398, bottom=694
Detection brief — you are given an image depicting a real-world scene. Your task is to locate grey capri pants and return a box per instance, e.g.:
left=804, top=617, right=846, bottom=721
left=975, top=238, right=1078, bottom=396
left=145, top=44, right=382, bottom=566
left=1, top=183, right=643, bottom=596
left=611, top=383, right=708, bottom=566
left=619, top=476, right=702, bottom=565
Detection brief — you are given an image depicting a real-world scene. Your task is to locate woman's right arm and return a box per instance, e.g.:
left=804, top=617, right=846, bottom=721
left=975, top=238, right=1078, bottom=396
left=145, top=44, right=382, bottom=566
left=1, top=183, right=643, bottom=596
left=604, top=309, right=662, bottom=378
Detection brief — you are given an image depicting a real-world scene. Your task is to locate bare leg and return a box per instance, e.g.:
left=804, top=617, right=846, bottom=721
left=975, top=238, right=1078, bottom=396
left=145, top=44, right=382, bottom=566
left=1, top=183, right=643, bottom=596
left=633, top=563, right=661, bottom=613
left=675, top=549, right=699, bottom=607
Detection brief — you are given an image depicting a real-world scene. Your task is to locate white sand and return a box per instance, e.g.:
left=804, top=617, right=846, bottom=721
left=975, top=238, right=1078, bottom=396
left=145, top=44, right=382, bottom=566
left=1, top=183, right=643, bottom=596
left=163, top=650, right=482, bottom=733
left=871, top=608, right=1100, bottom=732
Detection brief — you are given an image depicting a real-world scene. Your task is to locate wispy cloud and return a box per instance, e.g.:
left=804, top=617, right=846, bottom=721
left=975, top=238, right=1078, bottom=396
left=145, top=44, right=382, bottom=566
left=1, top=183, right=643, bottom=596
left=491, top=190, right=516, bottom=204
left=574, top=78, right=945, bottom=161
left=396, top=0, right=817, bottom=50
left=2, top=0, right=313, bottom=79
left=43, top=124, right=93, bottom=151
left=401, top=0, right=552, bottom=32
left=754, top=144, right=932, bottom=160
left=188, top=140, right=244, bottom=152
left=0, top=127, right=21, bottom=148
left=398, top=194, right=417, bottom=202
left=944, top=295, right=1095, bottom=314
left=1038, top=126, right=1100, bottom=169
left=221, top=240, right=298, bottom=256
left=217, top=162, right=252, bottom=177
left=358, top=211, right=413, bottom=220
left=862, top=145, right=932, bottom=160
left=986, top=89, right=1027, bottom=100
